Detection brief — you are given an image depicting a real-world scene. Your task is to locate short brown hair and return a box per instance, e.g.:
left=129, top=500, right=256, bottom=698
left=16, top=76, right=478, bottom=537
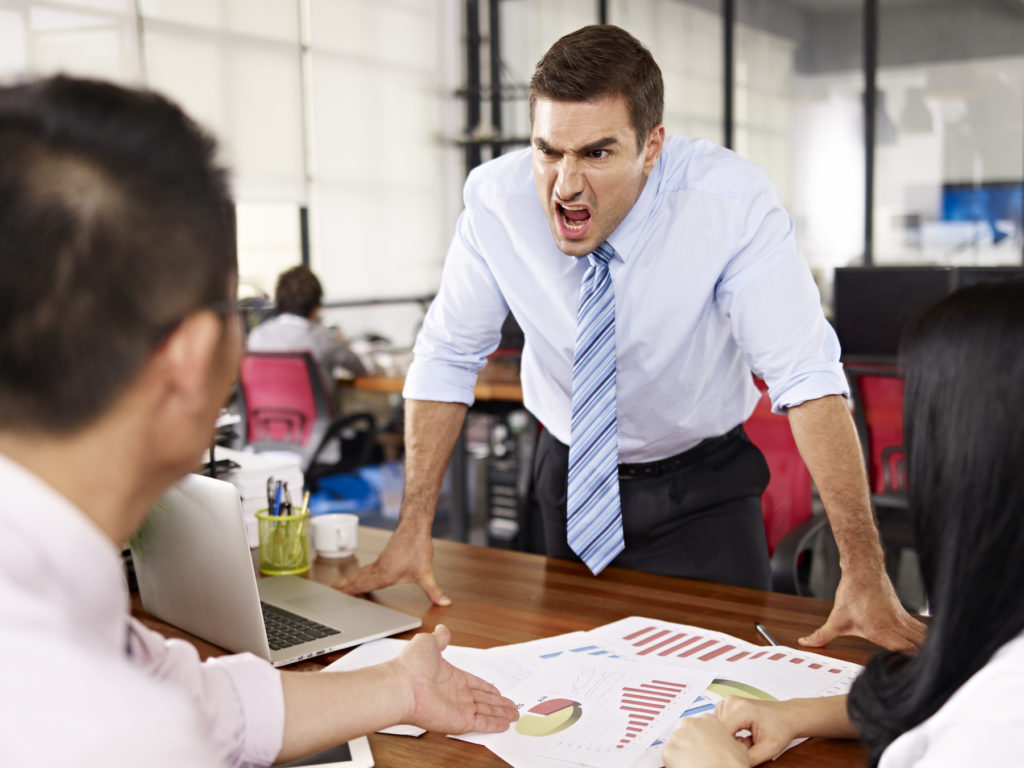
left=0, top=76, right=235, bottom=433
left=529, top=25, right=664, bottom=151
left=275, top=265, right=323, bottom=318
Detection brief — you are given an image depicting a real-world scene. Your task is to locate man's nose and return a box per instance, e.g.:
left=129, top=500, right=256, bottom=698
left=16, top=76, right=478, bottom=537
left=554, top=157, right=584, bottom=202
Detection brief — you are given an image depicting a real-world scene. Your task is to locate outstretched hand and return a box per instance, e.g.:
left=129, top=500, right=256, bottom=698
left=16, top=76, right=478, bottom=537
left=799, top=568, right=926, bottom=651
left=334, top=525, right=451, bottom=606
left=392, top=625, right=519, bottom=734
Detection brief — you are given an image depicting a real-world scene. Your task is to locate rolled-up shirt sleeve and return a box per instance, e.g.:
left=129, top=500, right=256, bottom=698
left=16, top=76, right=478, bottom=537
left=403, top=188, right=511, bottom=405
left=128, top=618, right=284, bottom=768
left=716, top=166, right=848, bottom=413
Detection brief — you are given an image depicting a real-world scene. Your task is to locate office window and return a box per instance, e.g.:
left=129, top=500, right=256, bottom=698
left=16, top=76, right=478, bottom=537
left=0, top=1, right=140, bottom=84
left=235, top=203, right=303, bottom=301
left=874, top=0, right=1024, bottom=266
left=140, top=8, right=306, bottom=204
left=736, top=1, right=865, bottom=311
left=305, top=0, right=449, bottom=311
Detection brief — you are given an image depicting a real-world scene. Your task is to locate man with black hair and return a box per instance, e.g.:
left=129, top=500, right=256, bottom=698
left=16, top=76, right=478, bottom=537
left=0, top=75, right=515, bottom=766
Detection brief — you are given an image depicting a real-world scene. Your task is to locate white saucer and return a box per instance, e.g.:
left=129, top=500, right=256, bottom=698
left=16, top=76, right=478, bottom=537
left=316, top=550, right=355, bottom=559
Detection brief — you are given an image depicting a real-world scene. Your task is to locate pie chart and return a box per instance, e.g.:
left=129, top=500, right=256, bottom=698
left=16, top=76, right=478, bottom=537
left=706, top=679, right=778, bottom=701
left=514, top=697, right=583, bottom=737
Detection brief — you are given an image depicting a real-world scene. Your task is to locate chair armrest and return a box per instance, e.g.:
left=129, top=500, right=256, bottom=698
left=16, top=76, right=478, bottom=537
left=770, top=515, right=830, bottom=596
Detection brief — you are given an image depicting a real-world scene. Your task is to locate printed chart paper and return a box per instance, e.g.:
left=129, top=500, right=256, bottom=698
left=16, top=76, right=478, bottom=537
left=589, top=617, right=861, bottom=701
left=465, top=655, right=711, bottom=768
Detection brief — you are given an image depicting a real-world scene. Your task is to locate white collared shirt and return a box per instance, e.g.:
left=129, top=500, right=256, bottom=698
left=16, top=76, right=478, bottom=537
left=403, top=134, right=847, bottom=463
left=879, top=632, right=1024, bottom=766
left=0, top=453, right=284, bottom=767
left=248, top=313, right=367, bottom=381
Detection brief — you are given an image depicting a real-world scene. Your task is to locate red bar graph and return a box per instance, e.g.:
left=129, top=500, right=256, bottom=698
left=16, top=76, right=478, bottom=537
left=616, top=679, right=689, bottom=750
left=637, top=632, right=686, bottom=655
left=700, top=644, right=735, bottom=662
left=679, top=639, right=717, bottom=658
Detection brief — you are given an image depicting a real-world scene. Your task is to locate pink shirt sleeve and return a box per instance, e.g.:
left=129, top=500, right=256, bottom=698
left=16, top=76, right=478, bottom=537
left=128, top=618, right=285, bottom=768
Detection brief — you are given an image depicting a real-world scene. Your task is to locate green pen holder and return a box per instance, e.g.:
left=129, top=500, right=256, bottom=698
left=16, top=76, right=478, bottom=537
left=256, top=508, right=310, bottom=575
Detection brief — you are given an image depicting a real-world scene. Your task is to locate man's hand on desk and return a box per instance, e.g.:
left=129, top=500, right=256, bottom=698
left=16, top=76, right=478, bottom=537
left=799, top=566, right=926, bottom=652
left=333, top=524, right=451, bottom=606
left=394, top=624, right=519, bottom=733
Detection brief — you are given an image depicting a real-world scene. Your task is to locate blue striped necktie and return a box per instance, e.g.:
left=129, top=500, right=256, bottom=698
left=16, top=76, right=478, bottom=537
left=567, top=241, right=624, bottom=575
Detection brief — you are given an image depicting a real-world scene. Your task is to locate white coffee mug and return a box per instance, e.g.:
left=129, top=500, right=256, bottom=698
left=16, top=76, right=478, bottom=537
left=310, top=513, right=359, bottom=558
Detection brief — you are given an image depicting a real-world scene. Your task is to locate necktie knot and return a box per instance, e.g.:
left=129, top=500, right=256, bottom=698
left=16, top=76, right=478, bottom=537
left=589, top=241, right=614, bottom=269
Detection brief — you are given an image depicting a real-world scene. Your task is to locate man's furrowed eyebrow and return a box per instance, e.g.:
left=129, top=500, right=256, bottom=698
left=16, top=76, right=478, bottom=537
left=533, top=136, right=620, bottom=154
left=579, top=137, right=619, bottom=154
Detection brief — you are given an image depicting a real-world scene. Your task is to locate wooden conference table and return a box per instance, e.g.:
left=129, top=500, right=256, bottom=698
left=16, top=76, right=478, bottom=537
left=132, top=527, right=872, bottom=767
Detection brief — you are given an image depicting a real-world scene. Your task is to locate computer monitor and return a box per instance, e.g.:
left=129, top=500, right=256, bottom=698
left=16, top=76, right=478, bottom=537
left=954, top=266, right=1024, bottom=289
left=832, top=267, right=953, bottom=359
left=833, top=265, right=1024, bottom=360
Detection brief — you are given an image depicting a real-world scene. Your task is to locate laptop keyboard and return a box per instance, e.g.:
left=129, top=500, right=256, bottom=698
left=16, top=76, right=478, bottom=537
left=261, top=602, right=341, bottom=651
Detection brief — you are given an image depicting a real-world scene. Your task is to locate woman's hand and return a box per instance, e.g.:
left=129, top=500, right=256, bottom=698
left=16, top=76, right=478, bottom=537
left=662, top=713, right=748, bottom=768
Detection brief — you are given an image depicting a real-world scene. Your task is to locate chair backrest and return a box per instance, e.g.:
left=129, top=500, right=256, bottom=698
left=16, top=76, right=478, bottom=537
left=845, top=361, right=906, bottom=494
left=239, top=352, right=333, bottom=464
left=743, top=378, right=813, bottom=555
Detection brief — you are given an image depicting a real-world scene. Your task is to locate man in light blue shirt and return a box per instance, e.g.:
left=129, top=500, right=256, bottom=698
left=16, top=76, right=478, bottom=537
left=339, top=25, right=924, bottom=652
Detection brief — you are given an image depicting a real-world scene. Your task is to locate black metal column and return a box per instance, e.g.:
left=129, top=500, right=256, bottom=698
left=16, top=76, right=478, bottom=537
left=465, top=0, right=483, bottom=172
left=489, top=0, right=502, bottom=159
left=863, top=0, right=877, bottom=265
left=723, top=0, right=734, bottom=150
left=299, top=206, right=310, bottom=267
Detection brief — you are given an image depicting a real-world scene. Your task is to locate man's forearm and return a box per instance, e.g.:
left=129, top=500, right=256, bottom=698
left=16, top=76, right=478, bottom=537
left=786, top=394, right=884, bottom=572
left=399, top=399, right=469, bottom=532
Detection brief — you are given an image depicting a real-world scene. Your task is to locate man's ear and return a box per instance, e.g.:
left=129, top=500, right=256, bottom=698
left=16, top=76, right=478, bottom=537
left=642, top=123, right=665, bottom=175
left=154, top=311, right=223, bottom=407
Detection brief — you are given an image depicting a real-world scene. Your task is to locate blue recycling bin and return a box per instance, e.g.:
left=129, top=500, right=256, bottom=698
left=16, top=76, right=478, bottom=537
left=309, top=472, right=380, bottom=518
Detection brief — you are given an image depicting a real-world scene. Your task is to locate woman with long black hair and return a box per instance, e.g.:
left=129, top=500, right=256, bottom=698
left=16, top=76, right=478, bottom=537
left=663, top=276, right=1024, bottom=767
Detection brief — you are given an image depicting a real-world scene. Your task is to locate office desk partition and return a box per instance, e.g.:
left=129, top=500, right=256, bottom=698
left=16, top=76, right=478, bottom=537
left=132, top=527, right=872, bottom=767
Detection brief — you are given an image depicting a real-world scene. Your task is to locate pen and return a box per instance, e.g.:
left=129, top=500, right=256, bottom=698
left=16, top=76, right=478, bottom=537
left=754, top=622, right=778, bottom=646
left=273, top=480, right=283, bottom=516
left=300, top=490, right=311, bottom=514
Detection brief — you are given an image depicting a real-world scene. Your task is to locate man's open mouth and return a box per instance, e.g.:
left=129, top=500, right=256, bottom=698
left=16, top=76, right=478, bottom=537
left=557, top=203, right=592, bottom=232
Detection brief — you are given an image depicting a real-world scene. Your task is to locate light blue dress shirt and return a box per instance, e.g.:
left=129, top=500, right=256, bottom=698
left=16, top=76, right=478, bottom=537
left=404, top=134, right=847, bottom=463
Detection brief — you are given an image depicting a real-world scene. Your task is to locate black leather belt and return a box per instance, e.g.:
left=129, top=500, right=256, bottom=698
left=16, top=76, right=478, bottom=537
left=617, top=425, right=744, bottom=479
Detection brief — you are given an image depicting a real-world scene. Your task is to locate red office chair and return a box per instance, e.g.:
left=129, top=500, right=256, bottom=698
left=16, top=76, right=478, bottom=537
left=239, top=352, right=377, bottom=487
left=845, top=361, right=914, bottom=578
left=744, top=378, right=826, bottom=595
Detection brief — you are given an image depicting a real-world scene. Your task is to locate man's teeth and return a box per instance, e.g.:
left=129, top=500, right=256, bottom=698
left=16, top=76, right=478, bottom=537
left=560, top=206, right=589, bottom=231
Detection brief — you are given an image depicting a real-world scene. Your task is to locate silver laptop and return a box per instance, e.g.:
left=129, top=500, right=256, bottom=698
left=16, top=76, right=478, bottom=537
left=130, top=472, right=421, bottom=666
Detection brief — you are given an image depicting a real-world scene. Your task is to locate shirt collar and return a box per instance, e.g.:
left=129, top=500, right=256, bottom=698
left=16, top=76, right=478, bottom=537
left=605, top=150, right=665, bottom=263
left=276, top=313, right=312, bottom=326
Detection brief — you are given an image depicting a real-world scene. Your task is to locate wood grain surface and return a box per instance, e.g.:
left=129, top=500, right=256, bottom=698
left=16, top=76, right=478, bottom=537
left=134, top=526, right=873, bottom=767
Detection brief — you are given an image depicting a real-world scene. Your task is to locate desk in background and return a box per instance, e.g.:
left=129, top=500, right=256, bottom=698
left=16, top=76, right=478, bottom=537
left=133, top=527, right=872, bottom=768
left=342, top=358, right=534, bottom=547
